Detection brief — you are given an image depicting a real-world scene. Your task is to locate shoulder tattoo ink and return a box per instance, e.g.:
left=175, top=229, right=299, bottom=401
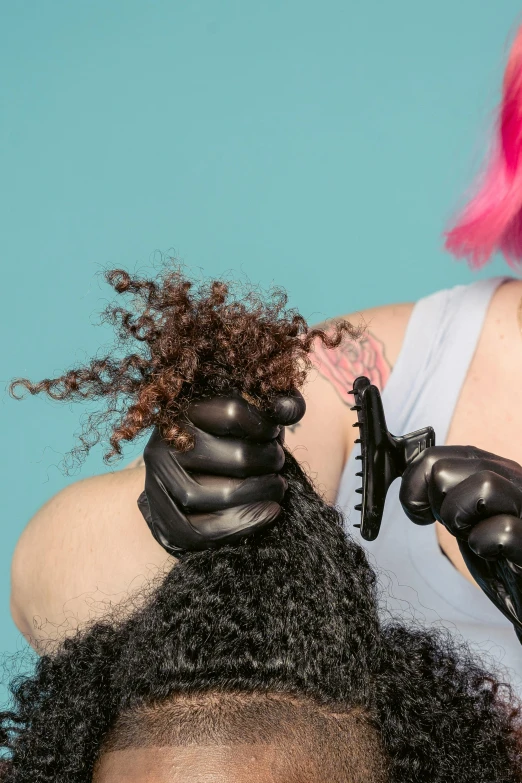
left=310, top=330, right=391, bottom=404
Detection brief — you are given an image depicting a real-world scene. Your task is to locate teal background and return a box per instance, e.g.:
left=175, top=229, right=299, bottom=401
left=1, top=0, right=522, bottom=697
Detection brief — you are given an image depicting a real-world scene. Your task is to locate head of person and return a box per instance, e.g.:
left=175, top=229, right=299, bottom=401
left=445, top=22, right=522, bottom=267
left=93, top=692, right=385, bottom=783
left=3, top=268, right=522, bottom=782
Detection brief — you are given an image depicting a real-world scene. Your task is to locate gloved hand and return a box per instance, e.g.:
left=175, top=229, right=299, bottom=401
left=399, top=445, right=522, bottom=640
left=137, top=390, right=306, bottom=554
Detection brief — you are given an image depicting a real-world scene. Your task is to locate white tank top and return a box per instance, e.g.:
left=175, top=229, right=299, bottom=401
left=337, top=276, right=522, bottom=689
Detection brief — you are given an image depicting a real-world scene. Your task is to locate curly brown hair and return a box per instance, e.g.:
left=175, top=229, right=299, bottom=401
left=10, top=266, right=357, bottom=463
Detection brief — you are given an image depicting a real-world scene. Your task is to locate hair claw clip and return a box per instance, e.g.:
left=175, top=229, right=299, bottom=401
left=349, top=376, right=436, bottom=541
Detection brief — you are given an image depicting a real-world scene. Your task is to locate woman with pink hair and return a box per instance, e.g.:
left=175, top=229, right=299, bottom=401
left=445, top=23, right=522, bottom=267
left=11, top=23, right=522, bottom=693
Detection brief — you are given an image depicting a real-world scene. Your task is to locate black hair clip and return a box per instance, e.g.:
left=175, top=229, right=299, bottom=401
left=349, top=376, right=436, bottom=541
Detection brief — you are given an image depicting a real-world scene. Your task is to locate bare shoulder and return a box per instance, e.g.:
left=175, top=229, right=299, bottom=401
left=349, top=301, right=414, bottom=339
left=310, top=301, right=414, bottom=403
left=340, top=301, right=414, bottom=366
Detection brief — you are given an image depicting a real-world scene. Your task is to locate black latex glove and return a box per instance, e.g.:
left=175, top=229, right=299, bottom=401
left=137, top=390, right=306, bottom=554
left=400, top=445, right=522, bottom=640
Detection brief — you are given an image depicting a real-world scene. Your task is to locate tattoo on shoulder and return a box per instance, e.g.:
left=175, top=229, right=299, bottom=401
left=310, top=330, right=391, bottom=405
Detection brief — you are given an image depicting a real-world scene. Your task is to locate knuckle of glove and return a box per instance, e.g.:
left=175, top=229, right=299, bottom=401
left=268, top=390, right=306, bottom=427
left=399, top=497, right=435, bottom=525
left=468, top=515, right=522, bottom=564
left=430, top=459, right=463, bottom=496
left=473, top=471, right=522, bottom=518
left=429, top=460, right=485, bottom=528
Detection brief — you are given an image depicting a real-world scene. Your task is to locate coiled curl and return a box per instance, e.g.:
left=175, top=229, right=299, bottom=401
left=10, top=267, right=356, bottom=463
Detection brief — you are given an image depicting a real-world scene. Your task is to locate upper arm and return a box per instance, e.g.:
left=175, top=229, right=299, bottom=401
left=285, top=302, right=414, bottom=502
left=10, top=466, right=173, bottom=648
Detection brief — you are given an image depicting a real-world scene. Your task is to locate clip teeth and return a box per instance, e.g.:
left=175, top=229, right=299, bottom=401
left=351, top=381, right=368, bottom=528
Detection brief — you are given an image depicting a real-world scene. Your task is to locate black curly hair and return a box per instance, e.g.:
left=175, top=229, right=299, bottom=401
left=3, top=267, right=522, bottom=781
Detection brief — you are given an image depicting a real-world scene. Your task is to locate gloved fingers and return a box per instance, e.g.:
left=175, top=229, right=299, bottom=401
left=138, top=485, right=280, bottom=553
left=186, top=390, right=306, bottom=439
left=138, top=487, right=198, bottom=554
left=142, top=469, right=283, bottom=550
left=436, top=470, right=522, bottom=538
left=145, top=460, right=286, bottom=513
left=176, top=425, right=285, bottom=478
left=187, top=395, right=281, bottom=440
left=187, top=501, right=281, bottom=544
left=399, top=446, right=441, bottom=525
left=428, top=444, right=522, bottom=468
left=400, top=447, right=519, bottom=526
left=467, top=515, right=522, bottom=565
left=144, top=425, right=285, bottom=479
left=265, top=390, right=306, bottom=426
left=144, top=429, right=287, bottom=510
left=180, top=472, right=287, bottom=513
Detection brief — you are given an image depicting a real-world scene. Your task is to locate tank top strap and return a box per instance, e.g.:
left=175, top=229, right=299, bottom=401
left=381, top=277, right=510, bottom=445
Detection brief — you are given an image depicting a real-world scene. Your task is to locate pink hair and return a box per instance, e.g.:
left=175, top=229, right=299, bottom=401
left=445, top=25, right=522, bottom=268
